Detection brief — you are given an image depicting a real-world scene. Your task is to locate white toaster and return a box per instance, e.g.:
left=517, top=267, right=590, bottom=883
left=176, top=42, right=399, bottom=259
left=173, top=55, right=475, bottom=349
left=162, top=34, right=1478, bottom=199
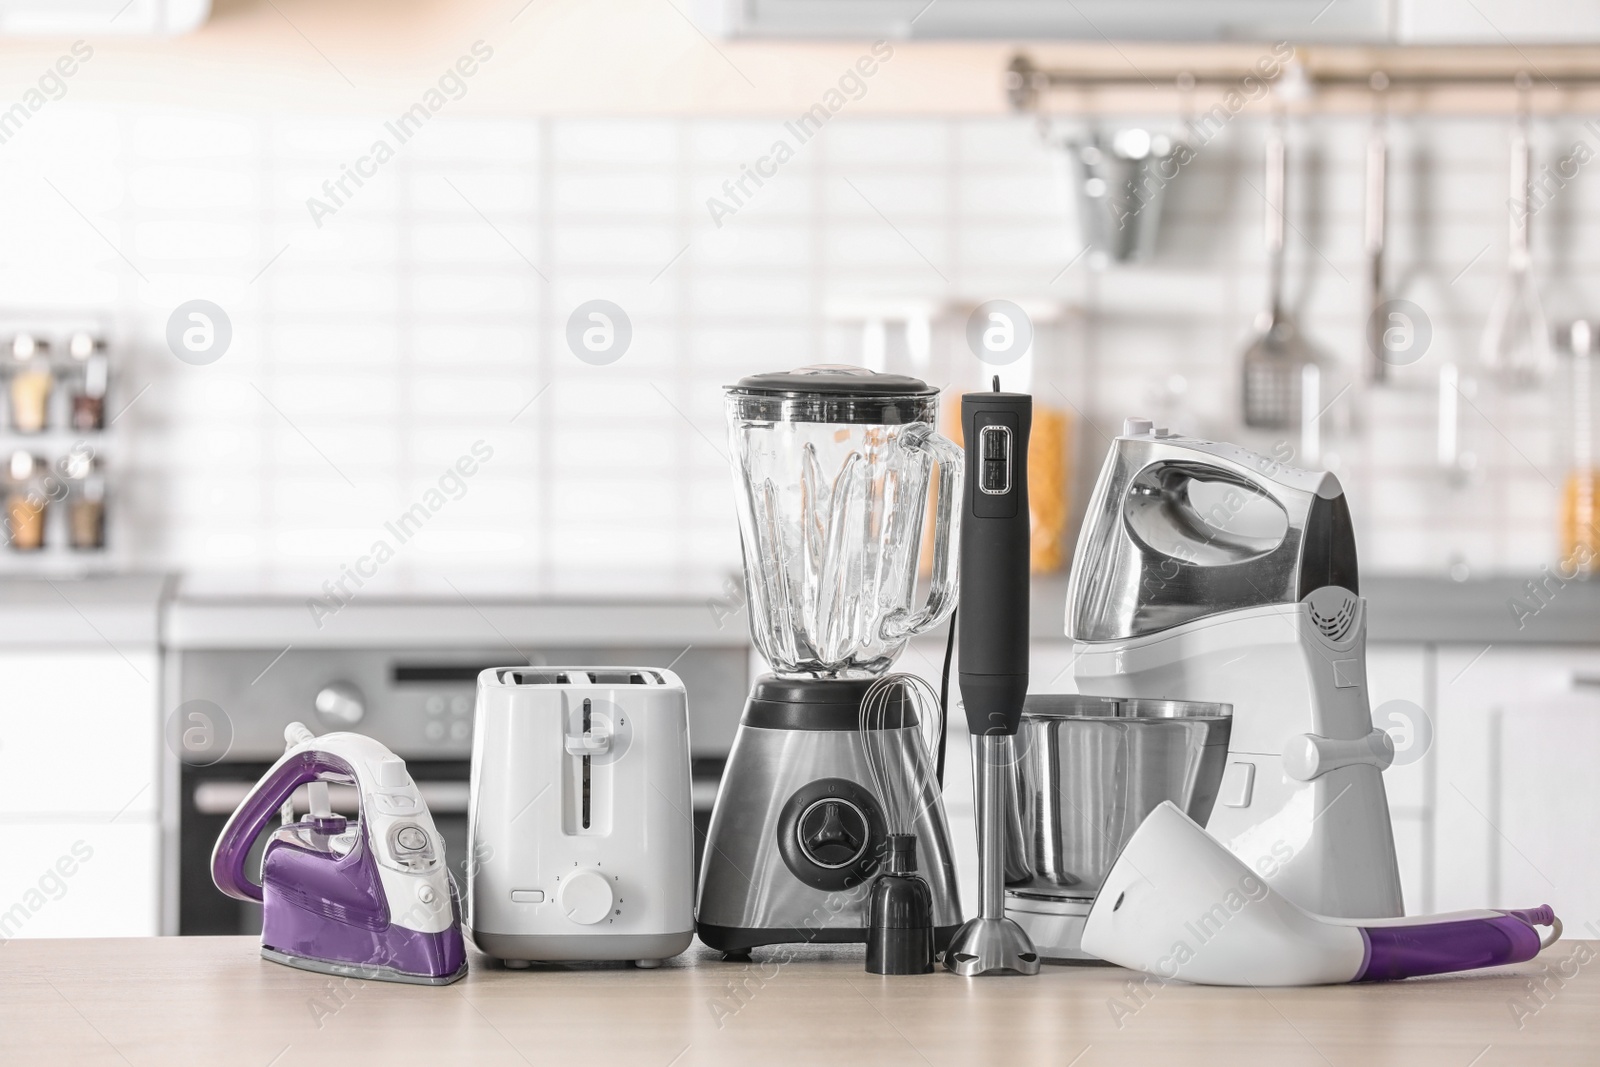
left=465, top=667, right=695, bottom=967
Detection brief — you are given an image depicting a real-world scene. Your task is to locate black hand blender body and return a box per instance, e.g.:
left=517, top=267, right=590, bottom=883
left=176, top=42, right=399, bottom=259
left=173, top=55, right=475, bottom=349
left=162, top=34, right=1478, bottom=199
left=945, top=379, right=1040, bottom=977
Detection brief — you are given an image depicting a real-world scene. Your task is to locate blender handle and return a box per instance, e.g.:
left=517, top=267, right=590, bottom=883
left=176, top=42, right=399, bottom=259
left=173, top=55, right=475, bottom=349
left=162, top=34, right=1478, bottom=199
left=881, top=423, right=963, bottom=643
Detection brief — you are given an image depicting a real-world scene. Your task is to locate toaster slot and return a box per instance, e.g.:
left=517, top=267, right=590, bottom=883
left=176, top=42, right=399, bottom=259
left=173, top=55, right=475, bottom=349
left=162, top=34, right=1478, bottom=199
left=587, top=670, right=660, bottom=685
left=581, top=698, right=592, bottom=830
left=503, top=669, right=586, bottom=685
left=562, top=696, right=615, bottom=835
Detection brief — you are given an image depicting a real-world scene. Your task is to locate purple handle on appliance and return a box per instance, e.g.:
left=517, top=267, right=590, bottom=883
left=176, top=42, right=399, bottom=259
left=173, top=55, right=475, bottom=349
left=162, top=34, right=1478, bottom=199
left=1356, top=906, right=1557, bottom=982
left=211, top=748, right=358, bottom=903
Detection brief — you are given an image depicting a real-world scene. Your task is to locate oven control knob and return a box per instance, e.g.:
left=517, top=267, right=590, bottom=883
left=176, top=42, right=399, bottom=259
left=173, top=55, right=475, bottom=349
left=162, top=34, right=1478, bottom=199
left=558, top=869, right=613, bottom=925
left=314, top=682, right=365, bottom=726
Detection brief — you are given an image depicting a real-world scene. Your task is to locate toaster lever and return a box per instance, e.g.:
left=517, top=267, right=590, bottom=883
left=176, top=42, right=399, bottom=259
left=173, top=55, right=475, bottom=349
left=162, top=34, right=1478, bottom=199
left=564, top=728, right=612, bottom=755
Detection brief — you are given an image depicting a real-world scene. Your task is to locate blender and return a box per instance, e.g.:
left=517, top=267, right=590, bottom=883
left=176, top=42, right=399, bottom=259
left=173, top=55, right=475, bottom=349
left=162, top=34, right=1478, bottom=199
left=695, top=365, right=965, bottom=956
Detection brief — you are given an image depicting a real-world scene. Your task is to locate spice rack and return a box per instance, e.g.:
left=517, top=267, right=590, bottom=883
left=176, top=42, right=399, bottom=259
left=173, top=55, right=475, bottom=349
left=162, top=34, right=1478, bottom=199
left=0, top=316, right=116, bottom=574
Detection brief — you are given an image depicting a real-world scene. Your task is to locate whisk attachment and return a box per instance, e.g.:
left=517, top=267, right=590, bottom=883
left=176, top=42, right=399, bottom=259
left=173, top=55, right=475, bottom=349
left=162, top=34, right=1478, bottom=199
left=858, top=674, right=943, bottom=975
left=858, top=673, right=944, bottom=836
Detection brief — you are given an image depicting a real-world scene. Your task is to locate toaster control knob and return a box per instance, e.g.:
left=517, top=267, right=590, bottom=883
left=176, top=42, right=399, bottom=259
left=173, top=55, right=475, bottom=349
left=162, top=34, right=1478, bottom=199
left=314, top=682, right=365, bottom=726
left=558, top=869, right=614, bottom=925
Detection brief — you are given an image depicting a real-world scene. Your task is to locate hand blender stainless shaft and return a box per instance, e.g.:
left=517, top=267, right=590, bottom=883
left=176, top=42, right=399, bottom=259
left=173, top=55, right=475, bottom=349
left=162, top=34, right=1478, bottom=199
left=945, top=379, right=1040, bottom=977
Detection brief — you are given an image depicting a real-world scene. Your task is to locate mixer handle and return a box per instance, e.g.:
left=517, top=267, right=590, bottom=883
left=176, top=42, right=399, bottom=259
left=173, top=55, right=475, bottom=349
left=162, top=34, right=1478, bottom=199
left=1129, top=434, right=1344, bottom=503
left=1122, top=459, right=1293, bottom=563
left=211, top=746, right=359, bottom=903
left=881, top=423, right=963, bottom=643
left=1119, top=454, right=1357, bottom=597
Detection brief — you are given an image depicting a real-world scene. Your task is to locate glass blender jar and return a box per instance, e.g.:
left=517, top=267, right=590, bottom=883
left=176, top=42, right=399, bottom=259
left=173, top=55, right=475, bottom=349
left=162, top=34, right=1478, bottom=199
left=725, top=364, right=962, bottom=677
left=696, top=366, right=966, bottom=955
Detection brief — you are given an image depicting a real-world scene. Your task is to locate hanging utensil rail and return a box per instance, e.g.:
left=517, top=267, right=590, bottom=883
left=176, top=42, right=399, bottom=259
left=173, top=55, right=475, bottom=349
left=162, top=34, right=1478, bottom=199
left=1008, top=52, right=1600, bottom=112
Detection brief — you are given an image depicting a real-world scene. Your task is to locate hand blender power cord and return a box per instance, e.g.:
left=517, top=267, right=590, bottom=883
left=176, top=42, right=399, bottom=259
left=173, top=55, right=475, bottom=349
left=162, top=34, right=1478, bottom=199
left=937, top=606, right=954, bottom=786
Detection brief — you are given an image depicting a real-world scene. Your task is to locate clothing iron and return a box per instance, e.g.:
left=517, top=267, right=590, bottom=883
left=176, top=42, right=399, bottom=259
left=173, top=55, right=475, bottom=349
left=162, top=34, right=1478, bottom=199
left=1064, top=420, right=1404, bottom=922
left=1082, top=802, right=1561, bottom=986
left=212, top=723, right=467, bottom=985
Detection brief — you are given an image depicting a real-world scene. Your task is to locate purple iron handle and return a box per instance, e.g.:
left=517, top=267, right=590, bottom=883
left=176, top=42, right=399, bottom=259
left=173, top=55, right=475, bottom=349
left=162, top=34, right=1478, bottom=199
left=1356, top=905, right=1561, bottom=982
left=211, top=749, right=358, bottom=903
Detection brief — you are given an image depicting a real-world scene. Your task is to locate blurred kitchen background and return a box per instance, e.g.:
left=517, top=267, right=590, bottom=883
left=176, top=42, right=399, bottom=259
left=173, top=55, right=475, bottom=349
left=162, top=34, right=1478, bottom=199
left=4, top=0, right=1600, bottom=948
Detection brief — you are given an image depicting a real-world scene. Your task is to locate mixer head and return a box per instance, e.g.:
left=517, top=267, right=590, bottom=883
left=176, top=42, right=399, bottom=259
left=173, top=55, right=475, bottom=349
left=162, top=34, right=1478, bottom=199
left=1065, top=420, right=1358, bottom=643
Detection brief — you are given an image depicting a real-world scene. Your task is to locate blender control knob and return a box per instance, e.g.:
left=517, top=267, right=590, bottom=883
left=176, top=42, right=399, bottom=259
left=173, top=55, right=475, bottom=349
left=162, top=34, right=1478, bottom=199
left=798, top=799, right=870, bottom=869
left=314, top=681, right=365, bottom=726
left=558, top=869, right=614, bottom=925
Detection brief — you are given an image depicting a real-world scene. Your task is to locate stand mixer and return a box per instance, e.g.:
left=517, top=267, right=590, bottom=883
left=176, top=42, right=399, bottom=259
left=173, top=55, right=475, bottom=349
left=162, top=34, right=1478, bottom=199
left=1064, top=419, right=1404, bottom=923
left=696, top=365, right=964, bottom=954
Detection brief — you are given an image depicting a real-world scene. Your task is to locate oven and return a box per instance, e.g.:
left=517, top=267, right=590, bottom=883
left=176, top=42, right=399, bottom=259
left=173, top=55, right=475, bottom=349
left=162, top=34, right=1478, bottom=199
left=169, top=644, right=746, bottom=935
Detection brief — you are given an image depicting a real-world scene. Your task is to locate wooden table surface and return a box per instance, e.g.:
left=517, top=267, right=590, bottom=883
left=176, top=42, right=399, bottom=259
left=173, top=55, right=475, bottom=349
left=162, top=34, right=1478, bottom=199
left=2, top=936, right=1597, bottom=1066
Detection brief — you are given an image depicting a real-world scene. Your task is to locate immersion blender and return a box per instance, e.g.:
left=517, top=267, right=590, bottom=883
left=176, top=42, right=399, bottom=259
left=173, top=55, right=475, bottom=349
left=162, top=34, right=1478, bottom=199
left=945, top=378, right=1040, bottom=977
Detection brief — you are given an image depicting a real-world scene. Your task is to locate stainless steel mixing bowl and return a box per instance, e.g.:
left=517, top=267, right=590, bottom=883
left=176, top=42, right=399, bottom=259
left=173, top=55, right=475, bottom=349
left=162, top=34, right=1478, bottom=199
left=1004, top=695, right=1233, bottom=900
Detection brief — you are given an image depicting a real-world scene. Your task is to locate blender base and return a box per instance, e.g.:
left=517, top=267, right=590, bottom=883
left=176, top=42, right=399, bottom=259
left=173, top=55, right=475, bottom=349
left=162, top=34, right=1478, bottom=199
left=695, top=677, right=964, bottom=950
left=697, top=923, right=960, bottom=955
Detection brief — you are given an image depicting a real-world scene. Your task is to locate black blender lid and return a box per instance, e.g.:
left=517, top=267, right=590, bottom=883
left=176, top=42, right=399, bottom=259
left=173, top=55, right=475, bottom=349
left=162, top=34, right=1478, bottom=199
left=726, top=365, right=941, bottom=424
left=727, top=365, right=937, bottom=399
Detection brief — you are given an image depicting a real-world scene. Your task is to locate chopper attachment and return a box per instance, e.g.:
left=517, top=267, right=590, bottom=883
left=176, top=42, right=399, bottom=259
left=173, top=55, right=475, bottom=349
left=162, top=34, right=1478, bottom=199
left=211, top=723, right=466, bottom=986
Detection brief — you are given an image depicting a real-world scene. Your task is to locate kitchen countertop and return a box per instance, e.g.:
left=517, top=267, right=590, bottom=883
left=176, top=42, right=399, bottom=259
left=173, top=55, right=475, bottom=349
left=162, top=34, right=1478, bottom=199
left=164, top=571, right=752, bottom=650
left=4, top=937, right=1597, bottom=1065
left=0, top=573, right=169, bottom=648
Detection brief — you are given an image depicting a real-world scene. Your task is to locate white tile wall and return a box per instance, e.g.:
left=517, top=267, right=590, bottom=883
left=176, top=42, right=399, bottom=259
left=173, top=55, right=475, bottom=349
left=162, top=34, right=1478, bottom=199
left=3, top=104, right=1591, bottom=582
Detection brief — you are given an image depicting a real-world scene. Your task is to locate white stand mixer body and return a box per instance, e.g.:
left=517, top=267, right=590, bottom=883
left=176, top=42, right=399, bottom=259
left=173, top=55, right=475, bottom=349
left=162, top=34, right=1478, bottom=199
left=1074, top=597, right=1404, bottom=919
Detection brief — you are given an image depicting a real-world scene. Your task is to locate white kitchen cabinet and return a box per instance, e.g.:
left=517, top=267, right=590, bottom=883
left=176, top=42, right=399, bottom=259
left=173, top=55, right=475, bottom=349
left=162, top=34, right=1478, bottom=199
left=0, top=823, right=160, bottom=940
left=0, top=649, right=160, bottom=938
left=1496, top=700, right=1600, bottom=940
left=1434, top=646, right=1600, bottom=936
left=1367, top=644, right=1431, bottom=913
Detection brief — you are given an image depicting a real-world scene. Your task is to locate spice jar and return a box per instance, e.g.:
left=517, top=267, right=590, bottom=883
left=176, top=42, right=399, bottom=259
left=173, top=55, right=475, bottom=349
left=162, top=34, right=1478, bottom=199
left=69, top=332, right=107, bottom=432
left=5, top=451, right=47, bottom=551
left=8, top=334, right=53, bottom=434
left=64, top=448, right=105, bottom=551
